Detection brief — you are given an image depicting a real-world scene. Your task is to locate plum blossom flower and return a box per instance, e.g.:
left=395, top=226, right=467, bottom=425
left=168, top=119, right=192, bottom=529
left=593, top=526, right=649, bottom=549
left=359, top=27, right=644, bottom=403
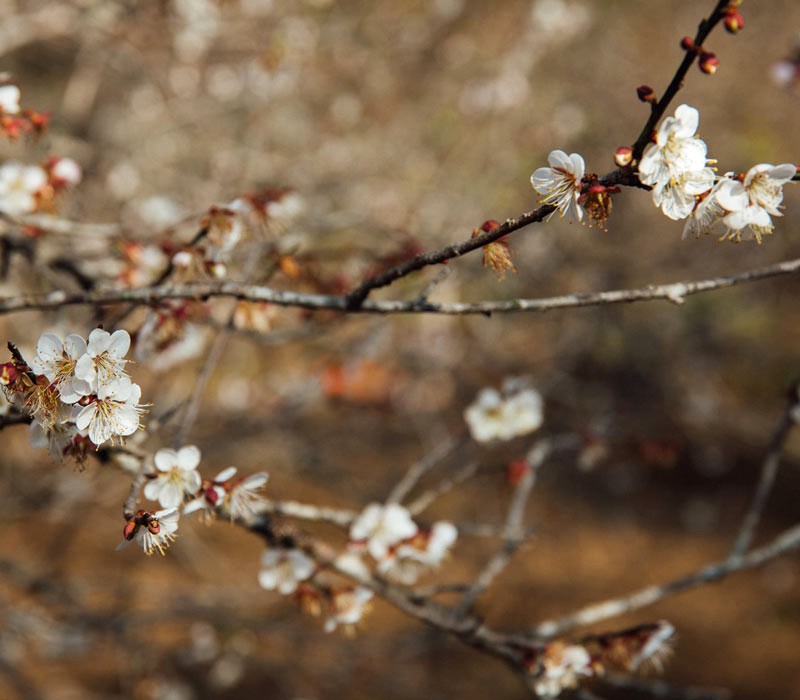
left=381, top=521, right=458, bottom=584
left=349, top=503, right=418, bottom=562
left=682, top=176, right=732, bottom=239
left=0, top=162, right=47, bottom=216
left=74, top=328, right=131, bottom=391
left=638, top=104, right=708, bottom=190
left=258, top=548, right=316, bottom=595
left=72, top=376, right=143, bottom=446
left=28, top=332, right=90, bottom=403
left=144, top=445, right=203, bottom=508
left=533, top=642, right=593, bottom=698
left=464, top=380, right=544, bottom=443
left=324, top=587, right=374, bottom=633
left=531, top=150, right=585, bottom=222
left=184, top=466, right=269, bottom=520
left=0, top=85, right=21, bottom=114
left=652, top=166, right=716, bottom=221
left=716, top=163, right=797, bottom=243
left=120, top=509, right=180, bottom=556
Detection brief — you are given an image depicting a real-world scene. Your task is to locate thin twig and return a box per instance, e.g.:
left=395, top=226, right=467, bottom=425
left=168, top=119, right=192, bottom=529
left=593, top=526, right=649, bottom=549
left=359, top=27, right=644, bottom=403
left=387, top=433, right=467, bottom=505
left=261, top=499, right=357, bottom=528
left=529, top=522, right=800, bottom=639
left=454, top=441, right=550, bottom=617
left=729, top=393, right=798, bottom=559
left=3, top=255, right=800, bottom=317
left=406, top=460, right=479, bottom=516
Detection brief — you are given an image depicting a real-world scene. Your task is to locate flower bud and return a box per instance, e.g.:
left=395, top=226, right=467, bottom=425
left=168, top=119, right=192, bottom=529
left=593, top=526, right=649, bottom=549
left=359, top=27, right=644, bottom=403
left=724, top=10, right=744, bottom=33
left=680, top=36, right=695, bottom=51
left=614, top=146, right=633, bottom=167
left=699, top=51, right=719, bottom=74
left=636, top=85, right=656, bottom=103
left=122, top=519, right=138, bottom=541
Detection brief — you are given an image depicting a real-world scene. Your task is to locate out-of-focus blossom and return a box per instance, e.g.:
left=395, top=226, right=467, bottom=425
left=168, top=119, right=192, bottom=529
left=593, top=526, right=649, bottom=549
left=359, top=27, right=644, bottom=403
left=0, top=85, right=21, bottom=114
left=531, top=150, right=585, bottom=222
left=324, top=587, right=374, bottom=633
left=184, top=466, right=269, bottom=521
left=532, top=642, right=593, bottom=698
left=258, top=548, right=316, bottom=595
left=48, top=157, right=82, bottom=187
left=0, top=162, right=47, bottom=216
left=716, top=163, right=797, bottom=243
left=464, top=380, right=544, bottom=443
left=144, top=445, right=203, bottom=508
left=381, top=521, right=458, bottom=584
left=349, top=503, right=418, bottom=562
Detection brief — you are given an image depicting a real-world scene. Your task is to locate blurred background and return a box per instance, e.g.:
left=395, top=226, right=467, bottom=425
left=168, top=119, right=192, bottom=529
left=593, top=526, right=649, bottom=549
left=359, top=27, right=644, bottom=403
left=1, top=0, right=800, bottom=698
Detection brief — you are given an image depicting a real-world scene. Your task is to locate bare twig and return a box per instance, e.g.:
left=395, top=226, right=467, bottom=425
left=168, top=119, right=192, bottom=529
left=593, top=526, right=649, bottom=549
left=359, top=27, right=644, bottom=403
left=407, top=460, right=479, bottom=516
left=729, top=393, right=798, bottom=559
left=261, top=499, right=357, bottom=528
left=387, top=433, right=467, bottom=505
left=3, top=256, right=800, bottom=317
left=454, top=441, right=550, bottom=617
left=530, top=522, right=800, bottom=639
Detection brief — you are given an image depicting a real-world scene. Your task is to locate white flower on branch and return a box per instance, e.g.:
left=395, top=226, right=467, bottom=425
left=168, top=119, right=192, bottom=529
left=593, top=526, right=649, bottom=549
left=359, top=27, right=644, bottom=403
left=638, top=104, right=709, bottom=191
left=531, top=150, right=585, bottom=222
left=324, top=587, right=374, bottom=634
left=464, top=380, right=544, bottom=443
left=380, top=521, right=459, bottom=584
left=349, top=503, right=418, bottom=562
left=120, top=509, right=180, bottom=556
left=0, top=162, right=47, bottom=216
left=716, top=163, right=798, bottom=243
left=144, top=445, right=203, bottom=508
left=28, top=332, right=91, bottom=404
left=652, top=166, right=716, bottom=221
left=74, top=328, right=131, bottom=392
left=258, top=548, right=316, bottom=595
left=183, top=466, right=269, bottom=521
left=71, top=376, right=144, bottom=447
left=532, top=642, right=593, bottom=699
left=0, top=85, right=21, bottom=114
left=682, top=176, right=731, bottom=239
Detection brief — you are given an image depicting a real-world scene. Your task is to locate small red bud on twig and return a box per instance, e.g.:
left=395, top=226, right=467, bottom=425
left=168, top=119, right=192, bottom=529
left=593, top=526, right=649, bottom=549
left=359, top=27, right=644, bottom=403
left=724, top=10, right=744, bottom=33
left=636, top=85, right=656, bottom=104
left=614, top=147, right=633, bottom=167
left=699, top=51, right=719, bottom=75
left=680, top=36, right=695, bottom=52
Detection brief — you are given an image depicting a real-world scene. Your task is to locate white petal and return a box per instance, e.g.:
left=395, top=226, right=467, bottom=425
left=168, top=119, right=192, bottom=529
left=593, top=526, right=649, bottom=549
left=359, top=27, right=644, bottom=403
left=86, top=328, right=111, bottom=355
left=716, top=181, right=748, bottom=212
left=673, top=104, right=699, bottom=138
left=63, top=334, right=87, bottom=360
left=176, top=445, right=201, bottom=471
left=547, top=149, right=572, bottom=171
left=107, top=330, right=131, bottom=358
left=214, top=466, right=238, bottom=482
left=37, top=333, right=63, bottom=362
left=154, top=448, right=178, bottom=472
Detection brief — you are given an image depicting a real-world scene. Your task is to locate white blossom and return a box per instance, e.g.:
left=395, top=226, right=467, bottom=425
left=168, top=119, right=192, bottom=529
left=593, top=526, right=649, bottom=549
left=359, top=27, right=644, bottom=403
left=652, top=166, right=715, bottom=221
left=50, top=157, right=82, bottom=186
left=531, top=150, right=585, bottom=222
left=133, top=509, right=180, bottom=556
left=682, top=176, right=731, bottom=239
left=0, top=162, right=47, bottom=217
left=349, top=503, right=418, bottom=562
left=638, top=104, right=708, bottom=190
left=533, top=643, right=593, bottom=698
left=0, top=85, right=21, bottom=114
left=144, top=445, right=203, bottom=508
left=381, top=521, right=458, bottom=584
left=464, top=382, right=544, bottom=443
left=72, top=376, right=143, bottom=446
left=716, top=163, right=797, bottom=243
left=225, top=470, right=269, bottom=520
left=258, top=548, right=316, bottom=595
left=28, top=332, right=90, bottom=403
left=74, top=328, right=131, bottom=391
left=324, top=587, right=374, bottom=633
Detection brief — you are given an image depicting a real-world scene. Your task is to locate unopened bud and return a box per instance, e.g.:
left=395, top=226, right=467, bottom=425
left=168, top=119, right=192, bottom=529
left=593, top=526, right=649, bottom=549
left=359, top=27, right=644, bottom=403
left=122, top=519, right=138, bottom=541
left=636, top=85, right=656, bottom=104
left=614, top=146, right=633, bottom=167
left=0, top=362, right=17, bottom=385
left=699, top=51, right=719, bottom=74
left=724, top=10, right=744, bottom=33
left=680, top=36, right=695, bottom=51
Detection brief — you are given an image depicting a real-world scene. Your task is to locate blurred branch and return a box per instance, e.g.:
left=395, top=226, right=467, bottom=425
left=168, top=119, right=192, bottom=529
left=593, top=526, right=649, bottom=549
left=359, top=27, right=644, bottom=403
left=3, top=255, right=800, bottom=316
left=530, top=521, right=800, bottom=639
left=387, top=433, right=467, bottom=505
left=729, top=390, right=798, bottom=559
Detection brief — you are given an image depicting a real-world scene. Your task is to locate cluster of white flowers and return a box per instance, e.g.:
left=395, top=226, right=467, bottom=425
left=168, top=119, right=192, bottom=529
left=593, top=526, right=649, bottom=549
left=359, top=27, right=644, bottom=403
left=464, top=379, right=544, bottom=443
left=530, top=104, right=796, bottom=244
left=348, top=502, right=457, bottom=585
left=16, top=329, right=144, bottom=454
left=0, top=158, right=81, bottom=218
left=639, top=104, right=797, bottom=243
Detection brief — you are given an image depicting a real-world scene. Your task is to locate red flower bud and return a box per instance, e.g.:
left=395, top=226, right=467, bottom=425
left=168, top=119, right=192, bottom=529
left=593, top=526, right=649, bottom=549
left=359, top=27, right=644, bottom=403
left=614, top=146, right=633, bottom=167
left=680, top=36, right=695, bottom=51
left=724, top=10, right=744, bottom=34
left=636, top=85, right=656, bottom=103
left=699, top=51, right=719, bottom=74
